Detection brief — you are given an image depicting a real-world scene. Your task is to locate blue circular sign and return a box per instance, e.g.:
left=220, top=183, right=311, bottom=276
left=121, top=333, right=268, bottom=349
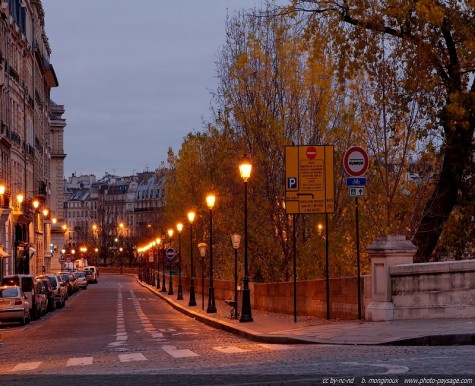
left=166, top=248, right=175, bottom=261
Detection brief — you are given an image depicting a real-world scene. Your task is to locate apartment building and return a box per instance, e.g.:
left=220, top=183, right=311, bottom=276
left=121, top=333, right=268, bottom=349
left=0, top=0, right=64, bottom=276
left=63, top=170, right=166, bottom=266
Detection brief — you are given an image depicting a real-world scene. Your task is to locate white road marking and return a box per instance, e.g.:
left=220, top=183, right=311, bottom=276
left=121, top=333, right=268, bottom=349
left=119, top=353, right=147, bottom=362
left=258, top=343, right=292, bottom=350
left=10, top=362, right=42, bottom=372
left=108, top=341, right=127, bottom=347
left=152, top=332, right=164, bottom=338
left=159, top=328, right=176, bottom=332
left=172, top=332, right=198, bottom=336
left=67, top=357, right=93, bottom=366
left=344, top=362, right=409, bottom=374
left=162, top=345, right=199, bottom=358
left=213, top=346, right=248, bottom=354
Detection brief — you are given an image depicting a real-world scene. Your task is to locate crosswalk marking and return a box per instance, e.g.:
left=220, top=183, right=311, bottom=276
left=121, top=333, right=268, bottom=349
left=258, top=343, right=293, bottom=350
left=5, top=342, right=295, bottom=372
left=67, top=357, right=93, bottom=366
left=162, top=345, right=199, bottom=358
left=10, top=361, right=42, bottom=372
left=213, top=346, right=248, bottom=354
left=119, top=353, right=147, bottom=362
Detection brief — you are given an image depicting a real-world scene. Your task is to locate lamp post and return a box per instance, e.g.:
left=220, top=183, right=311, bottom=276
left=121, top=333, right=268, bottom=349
left=187, top=211, right=197, bottom=306
left=231, top=234, right=241, bottom=319
left=161, top=233, right=167, bottom=292
left=198, top=242, right=207, bottom=310
left=16, top=194, right=24, bottom=274
left=239, top=154, right=253, bottom=322
left=205, top=194, right=217, bottom=313
left=167, top=228, right=174, bottom=295
left=176, top=222, right=184, bottom=300
left=119, top=247, right=123, bottom=274
left=155, top=238, right=161, bottom=289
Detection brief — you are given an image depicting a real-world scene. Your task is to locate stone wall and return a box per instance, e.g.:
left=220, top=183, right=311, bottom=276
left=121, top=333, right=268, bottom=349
left=390, top=260, right=475, bottom=319
left=159, top=273, right=370, bottom=320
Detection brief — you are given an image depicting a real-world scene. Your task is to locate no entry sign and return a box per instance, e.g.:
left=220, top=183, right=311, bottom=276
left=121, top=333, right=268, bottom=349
left=343, top=146, right=369, bottom=177
left=306, top=146, right=317, bottom=160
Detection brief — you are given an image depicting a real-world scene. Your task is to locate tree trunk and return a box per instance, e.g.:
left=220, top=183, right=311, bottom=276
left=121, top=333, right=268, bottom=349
left=413, top=93, right=474, bottom=262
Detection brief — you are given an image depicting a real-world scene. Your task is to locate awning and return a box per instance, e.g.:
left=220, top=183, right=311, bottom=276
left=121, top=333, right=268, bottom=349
left=0, top=245, right=10, bottom=258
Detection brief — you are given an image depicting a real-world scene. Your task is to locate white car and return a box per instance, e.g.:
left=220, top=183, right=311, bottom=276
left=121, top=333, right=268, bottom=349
left=0, top=285, right=30, bottom=325
left=84, top=266, right=98, bottom=283
left=73, top=272, right=88, bottom=290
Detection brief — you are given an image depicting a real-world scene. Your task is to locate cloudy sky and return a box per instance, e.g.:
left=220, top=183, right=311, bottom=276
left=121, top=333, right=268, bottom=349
left=42, top=0, right=269, bottom=178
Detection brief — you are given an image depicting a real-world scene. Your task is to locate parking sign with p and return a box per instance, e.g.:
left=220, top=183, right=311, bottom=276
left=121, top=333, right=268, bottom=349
left=287, top=177, right=298, bottom=189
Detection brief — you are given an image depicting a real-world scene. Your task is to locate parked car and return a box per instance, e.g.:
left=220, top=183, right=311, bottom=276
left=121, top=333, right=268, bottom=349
left=83, top=269, right=94, bottom=284
left=1, top=274, right=36, bottom=319
left=84, top=266, right=98, bottom=283
left=0, top=285, right=30, bottom=325
left=36, top=277, right=55, bottom=312
left=68, top=273, right=80, bottom=292
left=33, top=280, right=48, bottom=318
left=73, top=271, right=88, bottom=290
left=37, top=274, right=67, bottom=308
left=58, top=273, right=73, bottom=297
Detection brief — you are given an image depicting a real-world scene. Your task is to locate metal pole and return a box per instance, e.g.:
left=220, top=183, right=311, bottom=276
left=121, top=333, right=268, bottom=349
left=168, top=238, right=173, bottom=295
left=293, top=213, right=297, bottom=323
left=161, top=246, right=167, bottom=292
left=201, top=253, right=204, bottom=310
left=355, top=197, right=362, bottom=320
left=240, top=179, right=253, bottom=322
left=325, top=213, right=330, bottom=320
left=207, top=208, right=216, bottom=313
left=156, top=246, right=160, bottom=289
left=234, top=248, right=238, bottom=319
left=189, top=222, right=196, bottom=306
left=177, top=232, right=183, bottom=300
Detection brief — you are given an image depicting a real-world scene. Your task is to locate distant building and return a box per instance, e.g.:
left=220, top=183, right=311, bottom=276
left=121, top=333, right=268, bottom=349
left=62, top=170, right=167, bottom=266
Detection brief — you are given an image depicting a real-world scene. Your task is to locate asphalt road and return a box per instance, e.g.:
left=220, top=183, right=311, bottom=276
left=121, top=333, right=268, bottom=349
left=0, top=275, right=474, bottom=385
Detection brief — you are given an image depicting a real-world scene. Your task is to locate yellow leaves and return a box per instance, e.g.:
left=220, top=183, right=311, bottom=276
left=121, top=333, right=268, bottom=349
left=415, top=0, right=445, bottom=26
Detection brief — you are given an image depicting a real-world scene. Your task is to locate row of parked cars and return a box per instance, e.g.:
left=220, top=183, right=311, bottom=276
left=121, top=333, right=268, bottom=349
left=0, top=266, right=99, bottom=326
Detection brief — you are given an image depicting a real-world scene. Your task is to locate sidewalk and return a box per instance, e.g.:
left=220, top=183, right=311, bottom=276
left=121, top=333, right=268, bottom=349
left=138, top=279, right=475, bottom=346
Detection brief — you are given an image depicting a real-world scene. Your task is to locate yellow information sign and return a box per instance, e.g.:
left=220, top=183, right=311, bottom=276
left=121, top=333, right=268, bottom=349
left=285, top=145, right=335, bottom=214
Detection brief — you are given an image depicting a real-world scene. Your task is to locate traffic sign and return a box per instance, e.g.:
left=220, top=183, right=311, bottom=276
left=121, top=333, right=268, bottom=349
left=349, top=187, right=365, bottom=197
left=285, top=145, right=335, bottom=214
left=346, top=177, right=367, bottom=186
left=166, top=248, right=175, bottom=261
left=343, top=146, right=369, bottom=177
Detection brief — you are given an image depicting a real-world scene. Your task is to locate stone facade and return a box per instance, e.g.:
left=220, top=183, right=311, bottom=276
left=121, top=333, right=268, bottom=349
left=0, top=0, right=63, bottom=277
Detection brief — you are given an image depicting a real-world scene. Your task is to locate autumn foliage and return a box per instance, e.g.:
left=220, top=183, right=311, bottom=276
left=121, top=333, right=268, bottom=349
left=164, top=1, right=474, bottom=283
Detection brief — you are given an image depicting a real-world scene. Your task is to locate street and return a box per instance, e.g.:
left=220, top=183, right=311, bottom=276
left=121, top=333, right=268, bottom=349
left=0, top=275, right=474, bottom=385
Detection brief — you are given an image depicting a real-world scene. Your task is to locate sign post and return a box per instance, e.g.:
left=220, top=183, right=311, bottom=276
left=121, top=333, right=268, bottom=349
left=343, top=146, right=369, bottom=321
left=285, top=145, right=335, bottom=321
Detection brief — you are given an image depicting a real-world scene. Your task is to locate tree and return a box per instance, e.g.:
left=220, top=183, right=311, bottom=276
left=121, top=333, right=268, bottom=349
left=285, top=0, right=475, bottom=262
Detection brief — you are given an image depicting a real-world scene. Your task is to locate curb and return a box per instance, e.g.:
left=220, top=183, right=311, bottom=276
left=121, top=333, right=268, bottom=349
left=138, top=279, right=316, bottom=344
left=137, top=278, right=475, bottom=347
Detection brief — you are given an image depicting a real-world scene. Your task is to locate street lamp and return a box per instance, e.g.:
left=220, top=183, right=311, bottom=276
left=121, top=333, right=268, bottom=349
left=161, top=233, right=167, bottom=293
left=187, top=211, right=197, bottom=306
left=205, top=193, right=217, bottom=313
left=239, top=154, right=253, bottom=322
left=167, top=228, right=174, bottom=295
left=155, top=237, right=161, bottom=289
left=0, top=183, right=5, bottom=207
left=231, top=234, right=241, bottom=319
left=198, top=242, right=207, bottom=310
left=119, top=247, right=123, bottom=274
left=176, top=222, right=184, bottom=300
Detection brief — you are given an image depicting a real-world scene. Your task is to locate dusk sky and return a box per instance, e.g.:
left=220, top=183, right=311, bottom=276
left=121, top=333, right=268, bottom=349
left=42, top=0, right=268, bottom=179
